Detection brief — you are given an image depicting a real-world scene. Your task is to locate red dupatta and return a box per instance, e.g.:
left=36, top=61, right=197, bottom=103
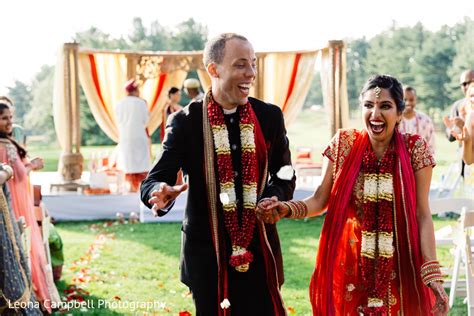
left=309, top=129, right=433, bottom=315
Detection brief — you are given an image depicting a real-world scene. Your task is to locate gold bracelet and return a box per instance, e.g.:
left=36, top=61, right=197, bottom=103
left=421, top=260, right=443, bottom=286
left=421, top=268, right=442, bottom=277
left=424, top=277, right=445, bottom=286
left=283, top=201, right=294, bottom=218
left=421, top=260, right=440, bottom=268
left=284, top=200, right=308, bottom=219
left=427, top=278, right=445, bottom=285
left=423, top=273, right=444, bottom=285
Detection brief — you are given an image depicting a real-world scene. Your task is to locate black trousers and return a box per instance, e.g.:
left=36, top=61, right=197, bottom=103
left=191, top=256, right=275, bottom=316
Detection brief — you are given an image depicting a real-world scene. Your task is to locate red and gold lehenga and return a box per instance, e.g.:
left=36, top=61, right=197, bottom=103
left=310, top=129, right=436, bottom=315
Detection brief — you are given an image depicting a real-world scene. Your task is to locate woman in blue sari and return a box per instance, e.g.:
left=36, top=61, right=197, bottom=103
left=0, top=162, right=42, bottom=315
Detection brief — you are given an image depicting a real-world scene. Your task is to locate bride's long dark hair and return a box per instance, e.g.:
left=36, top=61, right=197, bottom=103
left=0, top=102, right=27, bottom=159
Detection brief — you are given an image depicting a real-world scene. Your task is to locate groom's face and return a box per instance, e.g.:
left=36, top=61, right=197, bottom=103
left=213, top=38, right=257, bottom=108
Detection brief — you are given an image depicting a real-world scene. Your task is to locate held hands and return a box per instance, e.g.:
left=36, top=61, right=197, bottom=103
left=256, top=196, right=289, bottom=224
left=429, top=281, right=449, bottom=315
left=148, top=182, right=188, bottom=216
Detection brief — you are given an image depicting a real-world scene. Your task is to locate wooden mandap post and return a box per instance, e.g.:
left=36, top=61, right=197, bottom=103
left=54, top=43, right=87, bottom=191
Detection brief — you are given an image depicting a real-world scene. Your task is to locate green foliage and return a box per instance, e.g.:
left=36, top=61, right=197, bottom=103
left=412, top=28, right=456, bottom=112
left=148, top=20, right=171, bottom=51
left=346, top=37, right=370, bottom=111
left=74, top=27, right=129, bottom=50
left=446, top=17, right=474, bottom=101
left=304, top=73, right=323, bottom=109
left=169, top=18, right=208, bottom=51
left=344, top=18, right=474, bottom=119
left=6, top=80, right=32, bottom=126
left=365, top=22, right=426, bottom=84
left=24, top=65, right=56, bottom=143
left=128, top=17, right=150, bottom=50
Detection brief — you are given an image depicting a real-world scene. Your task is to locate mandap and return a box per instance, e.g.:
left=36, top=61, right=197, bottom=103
left=53, top=41, right=348, bottom=183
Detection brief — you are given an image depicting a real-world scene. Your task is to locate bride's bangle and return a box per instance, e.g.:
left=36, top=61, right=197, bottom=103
left=421, top=260, right=444, bottom=286
left=282, top=200, right=308, bottom=219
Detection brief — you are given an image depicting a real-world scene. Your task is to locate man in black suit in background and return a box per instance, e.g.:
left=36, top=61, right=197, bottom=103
left=140, top=33, right=295, bottom=316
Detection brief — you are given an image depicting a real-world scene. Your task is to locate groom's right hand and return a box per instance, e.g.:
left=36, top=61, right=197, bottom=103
left=148, top=182, right=188, bottom=216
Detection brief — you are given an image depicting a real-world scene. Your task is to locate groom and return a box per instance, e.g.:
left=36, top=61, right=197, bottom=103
left=141, top=33, right=295, bottom=315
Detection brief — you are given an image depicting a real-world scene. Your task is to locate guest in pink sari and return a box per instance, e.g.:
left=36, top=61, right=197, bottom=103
left=257, top=75, right=449, bottom=315
left=0, top=101, right=60, bottom=313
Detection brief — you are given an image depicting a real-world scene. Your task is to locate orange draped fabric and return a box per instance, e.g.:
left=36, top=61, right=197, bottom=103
left=88, top=54, right=114, bottom=124
left=150, top=73, right=167, bottom=113
left=282, top=53, right=302, bottom=113
left=77, top=52, right=187, bottom=143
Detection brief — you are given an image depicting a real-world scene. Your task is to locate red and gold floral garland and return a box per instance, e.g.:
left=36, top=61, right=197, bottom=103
left=360, top=145, right=396, bottom=313
left=208, top=96, right=258, bottom=272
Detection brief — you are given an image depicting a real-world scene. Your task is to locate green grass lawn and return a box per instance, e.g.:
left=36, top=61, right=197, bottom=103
left=53, top=217, right=466, bottom=315
left=27, top=144, right=162, bottom=173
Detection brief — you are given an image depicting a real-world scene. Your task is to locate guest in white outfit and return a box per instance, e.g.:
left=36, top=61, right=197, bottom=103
left=115, top=79, right=151, bottom=192
left=183, top=78, right=204, bottom=102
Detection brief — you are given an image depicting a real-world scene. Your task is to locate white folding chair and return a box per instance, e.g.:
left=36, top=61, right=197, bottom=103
left=434, top=162, right=463, bottom=199
left=430, top=198, right=474, bottom=215
left=430, top=198, right=474, bottom=308
left=449, top=207, right=474, bottom=314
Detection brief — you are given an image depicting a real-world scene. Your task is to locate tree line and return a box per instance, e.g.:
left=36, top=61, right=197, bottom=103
left=7, top=17, right=474, bottom=146
left=307, top=17, right=473, bottom=123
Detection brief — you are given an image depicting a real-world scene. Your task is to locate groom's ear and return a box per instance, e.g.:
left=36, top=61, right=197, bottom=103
left=207, top=62, right=218, bottom=78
